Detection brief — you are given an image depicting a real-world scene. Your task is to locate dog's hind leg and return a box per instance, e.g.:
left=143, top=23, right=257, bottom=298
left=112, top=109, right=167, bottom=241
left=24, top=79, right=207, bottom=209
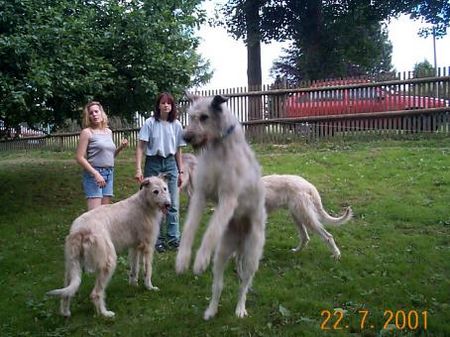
left=204, top=229, right=237, bottom=320
left=290, top=211, right=310, bottom=253
left=90, top=243, right=117, bottom=317
left=318, top=227, right=341, bottom=260
left=297, top=197, right=341, bottom=259
left=235, top=220, right=265, bottom=318
left=128, top=247, right=141, bottom=286
left=60, top=268, right=73, bottom=317
left=304, top=208, right=341, bottom=259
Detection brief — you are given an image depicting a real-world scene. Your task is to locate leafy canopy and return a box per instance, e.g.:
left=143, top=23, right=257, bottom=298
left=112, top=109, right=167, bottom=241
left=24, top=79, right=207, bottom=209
left=215, top=0, right=449, bottom=84
left=0, top=0, right=211, bottom=132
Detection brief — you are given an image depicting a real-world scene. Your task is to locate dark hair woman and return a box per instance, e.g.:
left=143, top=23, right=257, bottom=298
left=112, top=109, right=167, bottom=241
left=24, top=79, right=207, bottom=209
left=135, top=92, right=186, bottom=252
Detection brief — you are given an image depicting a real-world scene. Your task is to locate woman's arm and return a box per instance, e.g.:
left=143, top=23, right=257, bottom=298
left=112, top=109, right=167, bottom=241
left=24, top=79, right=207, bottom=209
left=175, top=147, right=184, bottom=187
left=75, top=129, right=96, bottom=175
left=114, top=138, right=128, bottom=157
left=175, top=148, right=184, bottom=174
left=135, top=140, right=147, bottom=182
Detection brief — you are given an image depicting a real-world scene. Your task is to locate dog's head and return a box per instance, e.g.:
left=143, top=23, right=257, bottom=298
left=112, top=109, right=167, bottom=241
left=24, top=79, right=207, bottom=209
left=183, top=94, right=234, bottom=149
left=140, top=176, right=171, bottom=214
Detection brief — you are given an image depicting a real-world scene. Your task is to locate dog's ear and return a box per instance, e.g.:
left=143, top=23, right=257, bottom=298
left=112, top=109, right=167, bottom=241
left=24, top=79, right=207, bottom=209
left=184, top=91, right=200, bottom=103
left=211, top=95, right=228, bottom=112
left=157, top=173, right=170, bottom=182
left=139, top=178, right=151, bottom=190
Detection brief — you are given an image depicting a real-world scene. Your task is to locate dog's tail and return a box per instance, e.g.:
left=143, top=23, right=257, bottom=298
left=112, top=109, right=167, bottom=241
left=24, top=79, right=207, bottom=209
left=312, top=189, right=353, bottom=226
left=47, top=232, right=85, bottom=298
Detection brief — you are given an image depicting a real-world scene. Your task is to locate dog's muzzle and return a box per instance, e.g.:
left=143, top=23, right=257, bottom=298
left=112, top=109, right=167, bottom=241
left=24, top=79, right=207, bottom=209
left=183, top=131, right=208, bottom=149
left=161, top=202, right=171, bottom=214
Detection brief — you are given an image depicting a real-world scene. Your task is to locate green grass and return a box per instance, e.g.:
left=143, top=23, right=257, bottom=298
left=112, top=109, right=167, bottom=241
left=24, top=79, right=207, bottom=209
left=0, top=138, right=449, bottom=337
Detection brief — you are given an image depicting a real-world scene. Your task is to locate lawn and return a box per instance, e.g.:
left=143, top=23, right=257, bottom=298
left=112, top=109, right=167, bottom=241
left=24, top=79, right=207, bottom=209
left=0, top=137, right=449, bottom=337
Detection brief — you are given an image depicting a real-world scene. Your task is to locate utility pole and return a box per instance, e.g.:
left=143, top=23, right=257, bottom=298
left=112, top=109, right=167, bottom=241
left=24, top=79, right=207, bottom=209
left=432, top=27, right=438, bottom=98
left=432, top=27, right=437, bottom=75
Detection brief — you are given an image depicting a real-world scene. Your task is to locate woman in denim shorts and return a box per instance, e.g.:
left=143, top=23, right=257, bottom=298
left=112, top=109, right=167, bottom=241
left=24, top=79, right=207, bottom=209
left=76, top=101, right=128, bottom=210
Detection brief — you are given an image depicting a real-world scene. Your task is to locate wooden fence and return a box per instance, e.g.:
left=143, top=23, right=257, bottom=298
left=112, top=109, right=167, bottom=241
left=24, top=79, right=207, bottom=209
left=1, top=69, right=449, bottom=152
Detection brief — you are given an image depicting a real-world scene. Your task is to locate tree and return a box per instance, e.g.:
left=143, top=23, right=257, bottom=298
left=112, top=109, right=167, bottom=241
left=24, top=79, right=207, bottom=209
left=0, top=0, right=211, bottom=134
left=271, top=5, right=394, bottom=84
left=414, top=60, right=436, bottom=78
left=409, top=0, right=450, bottom=37
left=216, top=0, right=449, bottom=88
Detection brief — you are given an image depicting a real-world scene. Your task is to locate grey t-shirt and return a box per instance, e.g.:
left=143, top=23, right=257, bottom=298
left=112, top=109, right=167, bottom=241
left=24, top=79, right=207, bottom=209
left=138, top=117, right=186, bottom=157
left=87, top=133, right=116, bottom=167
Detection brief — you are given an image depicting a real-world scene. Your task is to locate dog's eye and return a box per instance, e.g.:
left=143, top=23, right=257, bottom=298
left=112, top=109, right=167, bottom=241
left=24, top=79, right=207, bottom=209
left=163, top=187, right=167, bottom=191
left=153, top=190, right=159, bottom=195
left=199, top=114, right=209, bottom=122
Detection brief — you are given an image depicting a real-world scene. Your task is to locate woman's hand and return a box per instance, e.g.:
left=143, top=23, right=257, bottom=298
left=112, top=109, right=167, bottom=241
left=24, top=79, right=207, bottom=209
left=94, top=171, right=106, bottom=187
left=135, top=169, right=144, bottom=183
left=177, top=174, right=183, bottom=188
left=121, top=138, right=129, bottom=149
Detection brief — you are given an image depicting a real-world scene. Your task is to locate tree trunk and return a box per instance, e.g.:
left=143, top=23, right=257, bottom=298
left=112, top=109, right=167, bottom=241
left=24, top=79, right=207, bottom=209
left=245, top=0, right=262, bottom=122
left=302, top=0, right=326, bottom=80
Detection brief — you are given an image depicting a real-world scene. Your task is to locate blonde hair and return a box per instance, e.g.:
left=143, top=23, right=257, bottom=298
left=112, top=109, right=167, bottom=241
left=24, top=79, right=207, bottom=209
left=82, top=101, right=108, bottom=129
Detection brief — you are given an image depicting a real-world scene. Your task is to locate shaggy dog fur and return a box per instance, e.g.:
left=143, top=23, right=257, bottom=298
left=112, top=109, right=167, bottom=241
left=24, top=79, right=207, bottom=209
left=179, top=152, right=197, bottom=198
left=176, top=94, right=267, bottom=320
left=263, top=174, right=352, bottom=259
left=47, top=176, right=171, bottom=318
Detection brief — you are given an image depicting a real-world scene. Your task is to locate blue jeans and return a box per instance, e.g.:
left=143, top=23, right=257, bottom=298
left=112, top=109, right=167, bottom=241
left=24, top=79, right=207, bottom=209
left=144, top=155, right=179, bottom=245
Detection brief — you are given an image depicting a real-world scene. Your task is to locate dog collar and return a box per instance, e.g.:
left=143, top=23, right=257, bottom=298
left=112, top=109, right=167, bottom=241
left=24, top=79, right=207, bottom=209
left=219, top=124, right=236, bottom=140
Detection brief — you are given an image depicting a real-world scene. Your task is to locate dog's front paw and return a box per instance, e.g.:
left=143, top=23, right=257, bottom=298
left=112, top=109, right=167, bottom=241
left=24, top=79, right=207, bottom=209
left=145, top=284, right=160, bottom=291
left=129, top=276, right=138, bottom=287
left=60, top=309, right=71, bottom=318
left=101, top=310, right=115, bottom=318
left=176, top=250, right=191, bottom=274
left=203, top=306, right=218, bottom=320
left=193, top=250, right=211, bottom=275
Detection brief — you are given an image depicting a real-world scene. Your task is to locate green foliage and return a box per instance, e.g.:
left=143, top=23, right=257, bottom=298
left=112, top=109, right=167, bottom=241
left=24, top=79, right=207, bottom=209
left=414, top=60, right=436, bottom=78
left=0, top=0, right=211, bottom=131
left=410, top=0, right=450, bottom=37
left=216, top=0, right=449, bottom=84
left=271, top=10, right=394, bottom=83
left=0, top=138, right=449, bottom=336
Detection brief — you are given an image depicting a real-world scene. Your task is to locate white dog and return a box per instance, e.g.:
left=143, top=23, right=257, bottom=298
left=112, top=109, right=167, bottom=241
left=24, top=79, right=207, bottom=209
left=176, top=94, right=267, bottom=320
left=47, top=176, right=171, bottom=318
left=263, top=174, right=352, bottom=259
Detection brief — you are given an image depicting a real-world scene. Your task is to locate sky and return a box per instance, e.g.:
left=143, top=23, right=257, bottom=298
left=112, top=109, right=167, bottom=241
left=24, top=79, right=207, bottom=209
left=195, top=8, right=450, bottom=90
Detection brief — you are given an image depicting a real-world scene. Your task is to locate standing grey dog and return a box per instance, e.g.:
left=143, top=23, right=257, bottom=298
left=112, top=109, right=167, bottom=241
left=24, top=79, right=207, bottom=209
left=176, top=94, right=267, bottom=320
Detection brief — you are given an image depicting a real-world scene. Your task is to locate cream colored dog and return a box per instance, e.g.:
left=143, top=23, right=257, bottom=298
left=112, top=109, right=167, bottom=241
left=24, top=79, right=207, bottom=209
left=263, top=174, right=352, bottom=259
left=47, top=176, right=171, bottom=318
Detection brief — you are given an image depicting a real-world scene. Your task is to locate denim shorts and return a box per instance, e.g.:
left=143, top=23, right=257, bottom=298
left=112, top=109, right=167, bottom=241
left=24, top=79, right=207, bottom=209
left=82, top=167, right=114, bottom=199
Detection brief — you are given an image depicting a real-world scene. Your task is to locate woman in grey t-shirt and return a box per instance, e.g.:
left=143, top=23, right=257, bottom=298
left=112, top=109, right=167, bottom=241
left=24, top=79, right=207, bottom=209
left=76, top=101, right=128, bottom=210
